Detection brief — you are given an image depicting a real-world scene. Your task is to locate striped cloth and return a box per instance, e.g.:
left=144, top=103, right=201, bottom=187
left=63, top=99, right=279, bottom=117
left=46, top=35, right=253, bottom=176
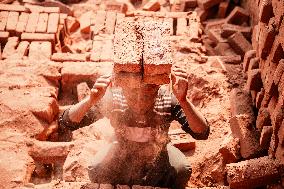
left=59, top=86, right=209, bottom=141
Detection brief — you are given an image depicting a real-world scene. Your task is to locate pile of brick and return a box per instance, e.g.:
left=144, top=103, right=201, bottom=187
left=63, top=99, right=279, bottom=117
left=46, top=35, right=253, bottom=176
left=224, top=0, right=284, bottom=188
left=113, top=17, right=172, bottom=86
left=0, top=4, right=68, bottom=52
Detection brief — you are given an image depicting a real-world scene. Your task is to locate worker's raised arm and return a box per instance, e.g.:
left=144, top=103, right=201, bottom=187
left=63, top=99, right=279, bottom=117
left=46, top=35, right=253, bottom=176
left=67, top=75, right=112, bottom=123
left=171, top=65, right=209, bottom=136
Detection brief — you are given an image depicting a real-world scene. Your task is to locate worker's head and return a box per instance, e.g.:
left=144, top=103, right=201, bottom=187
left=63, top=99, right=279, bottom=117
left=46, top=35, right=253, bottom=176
left=121, top=83, right=159, bottom=114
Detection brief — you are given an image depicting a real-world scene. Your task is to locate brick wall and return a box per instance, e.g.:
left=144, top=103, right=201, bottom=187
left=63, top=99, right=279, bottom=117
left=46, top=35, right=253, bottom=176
left=243, top=0, right=284, bottom=164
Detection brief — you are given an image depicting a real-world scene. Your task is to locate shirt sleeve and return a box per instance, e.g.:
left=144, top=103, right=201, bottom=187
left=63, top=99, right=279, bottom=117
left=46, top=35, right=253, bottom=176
left=171, top=94, right=209, bottom=140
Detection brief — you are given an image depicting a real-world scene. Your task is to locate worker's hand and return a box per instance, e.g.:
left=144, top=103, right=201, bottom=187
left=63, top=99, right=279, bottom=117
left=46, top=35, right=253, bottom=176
left=90, top=75, right=112, bottom=104
left=171, top=65, right=188, bottom=103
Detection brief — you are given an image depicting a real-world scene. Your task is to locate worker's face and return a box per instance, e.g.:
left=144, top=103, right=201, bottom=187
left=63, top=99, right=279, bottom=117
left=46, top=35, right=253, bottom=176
left=122, top=84, right=159, bottom=114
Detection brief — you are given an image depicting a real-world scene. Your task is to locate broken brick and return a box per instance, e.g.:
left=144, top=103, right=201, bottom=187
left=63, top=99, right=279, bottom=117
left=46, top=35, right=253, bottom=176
left=221, top=23, right=251, bottom=39
left=185, top=0, right=197, bottom=9
left=214, top=42, right=237, bottom=56
left=226, top=6, right=249, bottom=25
left=142, top=0, right=161, bottom=11
left=36, top=13, right=49, bottom=33
left=256, top=108, right=271, bottom=131
left=219, top=134, right=241, bottom=163
left=229, top=114, right=261, bottom=159
left=10, top=41, right=30, bottom=59
left=28, top=140, right=74, bottom=164
left=247, top=57, right=260, bottom=72
left=66, top=16, right=80, bottom=33
left=226, top=156, right=282, bottom=189
left=246, top=69, right=262, bottom=91
left=260, top=126, right=273, bottom=150
left=25, top=12, right=40, bottom=33
left=243, top=50, right=256, bottom=72
left=51, top=53, right=87, bottom=62
left=228, top=32, right=252, bottom=57
left=6, top=12, right=19, bottom=34
left=47, top=13, right=60, bottom=33
left=171, top=0, right=186, bottom=12
left=207, top=28, right=227, bottom=45
left=197, top=0, right=223, bottom=10
left=105, top=1, right=128, bottom=13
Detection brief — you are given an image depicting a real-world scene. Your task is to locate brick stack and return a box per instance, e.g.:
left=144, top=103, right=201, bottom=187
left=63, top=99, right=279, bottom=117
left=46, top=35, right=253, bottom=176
left=113, top=17, right=172, bottom=87
left=0, top=4, right=68, bottom=55
left=225, top=0, right=284, bottom=188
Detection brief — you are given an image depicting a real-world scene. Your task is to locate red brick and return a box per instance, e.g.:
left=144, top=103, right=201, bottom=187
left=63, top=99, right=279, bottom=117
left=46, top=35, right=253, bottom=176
left=2, top=37, right=19, bottom=59
left=21, top=33, right=55, bottom=45
left=271, top=40, right=284, bottom=64
left=0, top=4, right=28, bottom=12
left=51, top=53, right=87, bottom=62
left=29, top=41, right=52, bottom=60
left=170, top=133, right=196, bottom=152
left=164, top=18, right=174, bottom=35
left=176, top=18, right=187, bottom=36
left=25, top=12, right=40, bottom=33
left=251, top=72, right=262, bottom=92
left=243, top=50, right=256, bottom=72
left=92, top=11, right=106, bottom=35
left=142, top=0, right=160, bottom=11
left=268, top=95, right=278, bottom=115
left=15, top=12, right=29, bottom=34
left=36, top=13, right=49, bottom=33
left=0, top=31, right=9, bottom=44
left=219, top=135, right=241, bottom=163
left=197, top=0, right=223, bottom=10
left=116, top=185, right=130, bottom=189
left=42, top=0, right=72, bottom=15
left=259, top=0, right=273, bottom=23
left=76, top=82, right=90, bottom=102
left=228, top=32, right=252, bottom=57
left=0, top=11, right=9, bottom=31
left=105, top=1, right=127, bottom=13
left=171, top=0, right=186, bottom=12
left=221, top=23, right=252, bottom=39
left=271, top=96, right=284, bottom=134
left=25, top=4, right=60, bottom=13
left=275, top=121, right=284, bottom=163
left=214, top=42, right=237, bottom=56
left=256, top=88, right=265, bottom=109
left=100, top=39, right=114, bottom=62
left=217, top=1, right=229, bottom=18
left=132, top=185, right=153, bottom=189
left=279, top=73, right=284, bottom=96
left=252, top=24, right=260, bottom=52
left=226, top=156, right=282, bottom=189
left=47, top=13, right=59, bottom=33
left=6, top=12, right=19, bottom=34
left=79, top=11, right=93, bottom=34
left=28, top=140, right=74, bottom=164
left=256, top=108, right=271, bottom=131
left=114, top=72, right=143, bottom=88
left=260, top=125, right=273, bottom=150
left=217, top=55, right=242, bottom=64
left=204, top=18, right=226, bottom=31
left=91, top=38, right=103, bottom=62
left=226, top=6, right=249, bottom=25
left=230, top=88, right=255, bottom=118
left=105, top=11, right=116, bottom=34
left=229, top=114, right=261, bottom=159
left=259, top=20, right=277, bottom=59
left=113, top=18, right=143, bottom=73
left=273, top=60, right=284, bottom=85
left=143, top=73, right=170, bottom=85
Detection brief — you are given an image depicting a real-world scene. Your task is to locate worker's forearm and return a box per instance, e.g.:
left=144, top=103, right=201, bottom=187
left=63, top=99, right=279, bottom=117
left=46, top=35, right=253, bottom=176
left=68, top=96, right=94, bottom=123
left=179, top=97, right=208, bottom=134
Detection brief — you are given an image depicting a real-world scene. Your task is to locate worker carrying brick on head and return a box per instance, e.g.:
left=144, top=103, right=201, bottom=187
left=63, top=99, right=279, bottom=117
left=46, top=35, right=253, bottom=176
left=58, top=18, right=209, bottom=188
left=58, top=67, right=209, bottom=188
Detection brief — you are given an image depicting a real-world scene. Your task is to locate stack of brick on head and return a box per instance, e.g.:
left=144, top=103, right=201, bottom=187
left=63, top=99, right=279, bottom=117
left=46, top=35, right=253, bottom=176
left=113, top=17, right=172, bottom=87
left=58, top=17, right=209, bottom=189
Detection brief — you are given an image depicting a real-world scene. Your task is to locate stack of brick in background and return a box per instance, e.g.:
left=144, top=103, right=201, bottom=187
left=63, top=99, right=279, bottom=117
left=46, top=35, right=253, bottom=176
left=225, top=0, right=284, bottom=188
left=0, top=4, right=68, bottom=54
left=113, top=17, right=173, bottom=86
